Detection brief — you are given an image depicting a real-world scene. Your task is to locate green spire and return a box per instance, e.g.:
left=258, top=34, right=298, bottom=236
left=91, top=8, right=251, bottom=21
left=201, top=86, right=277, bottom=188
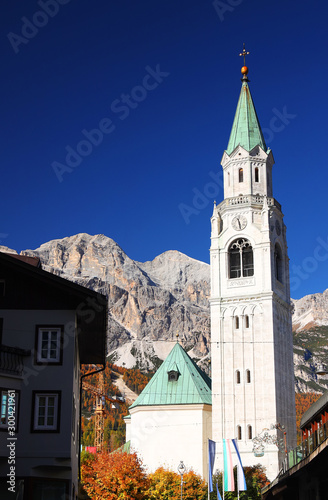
left=129, top=342, right=211, bottom=409
left=226, top=80, right=267, bottom=155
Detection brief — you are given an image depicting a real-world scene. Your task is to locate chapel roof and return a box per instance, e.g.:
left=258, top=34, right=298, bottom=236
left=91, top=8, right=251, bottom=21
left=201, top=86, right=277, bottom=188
left=129, top=342, right=211, bottom=408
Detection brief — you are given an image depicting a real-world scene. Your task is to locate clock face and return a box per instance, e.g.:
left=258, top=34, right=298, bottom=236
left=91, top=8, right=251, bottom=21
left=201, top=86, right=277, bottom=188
left=232, top=215, right=247, bottom=231
left=275, top=220, right=281, bottom=236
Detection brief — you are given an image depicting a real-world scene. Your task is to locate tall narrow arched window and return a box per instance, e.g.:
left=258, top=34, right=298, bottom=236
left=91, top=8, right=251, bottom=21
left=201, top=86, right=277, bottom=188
left=245, top=315, right=249, bottom=328
left=246, top=369, right=251, bottom=384
left=239, top=168, right=243, bottom=183
left=235, top=316, right=239, bottom=329
left=229, top=239, right=254, bottom=278
left=228, top=172, right=230, bottom=186
left=275, top=244, right=283, bottom=283
left=248, top=425, right=252, bottom=439
left=255, top=167, right=259, bottom=182
left=237, top=425, right=242, bottom=440
left=236, top=370, right=241, bottom=384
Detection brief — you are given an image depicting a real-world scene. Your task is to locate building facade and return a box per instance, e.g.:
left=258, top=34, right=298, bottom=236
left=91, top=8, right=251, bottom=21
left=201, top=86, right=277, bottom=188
left=0, top=252, right=107, bottom=499
left=210, top=64, right=296, bottom=479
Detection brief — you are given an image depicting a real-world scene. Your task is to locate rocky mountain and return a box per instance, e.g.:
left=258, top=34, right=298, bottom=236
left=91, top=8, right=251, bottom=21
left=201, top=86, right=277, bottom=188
left=16, top=234, right=211, bottom=372
left=1, top=233, right=328, bottom=392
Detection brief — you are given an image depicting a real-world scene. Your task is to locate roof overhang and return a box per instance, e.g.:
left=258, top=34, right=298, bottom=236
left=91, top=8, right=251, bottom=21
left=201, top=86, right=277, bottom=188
left=0, top=252, right=107, bottom=365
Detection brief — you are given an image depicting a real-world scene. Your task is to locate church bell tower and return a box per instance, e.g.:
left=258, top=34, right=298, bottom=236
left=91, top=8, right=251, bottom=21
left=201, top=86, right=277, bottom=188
left=210, top=48, right=296, bottom=479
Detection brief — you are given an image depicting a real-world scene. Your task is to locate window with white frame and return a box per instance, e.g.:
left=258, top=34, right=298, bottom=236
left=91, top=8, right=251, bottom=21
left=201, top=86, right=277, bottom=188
left=36, top=326, right=63, bottom=364
left=33, top=392, right=60, bottom=432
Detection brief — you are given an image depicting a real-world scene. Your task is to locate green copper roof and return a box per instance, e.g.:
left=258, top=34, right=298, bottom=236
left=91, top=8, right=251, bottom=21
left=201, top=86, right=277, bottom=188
left=129, top=342, right=211, bottom=408
left=226, top=81, right=267, bottom=155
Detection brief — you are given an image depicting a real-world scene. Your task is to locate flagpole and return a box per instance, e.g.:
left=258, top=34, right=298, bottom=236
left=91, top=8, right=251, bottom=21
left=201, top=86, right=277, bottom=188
left=237, top=470, right=239, bottom=500
left=208, top=439, right=210, bottom=500
left=222, top=441, right=224, bottom=500
left=236, top=439, right=239, bottom=500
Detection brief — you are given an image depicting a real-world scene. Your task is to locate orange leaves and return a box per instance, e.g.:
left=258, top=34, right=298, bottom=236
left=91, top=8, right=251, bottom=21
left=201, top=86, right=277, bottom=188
left=81, top=451, right=149, bottom=500
left=81, top=454, right=207, bottom=500
left=147, top=466, right=207, bottom=500
left=295, top=392, right=321, bottom=442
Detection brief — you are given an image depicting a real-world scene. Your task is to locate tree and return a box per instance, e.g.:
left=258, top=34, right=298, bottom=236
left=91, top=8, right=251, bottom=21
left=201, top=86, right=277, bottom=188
left=210, top=464, right=269, bottom=500
left=81, top=451, right=149, bottom=499
left=147, top=467, right=207, bottom=500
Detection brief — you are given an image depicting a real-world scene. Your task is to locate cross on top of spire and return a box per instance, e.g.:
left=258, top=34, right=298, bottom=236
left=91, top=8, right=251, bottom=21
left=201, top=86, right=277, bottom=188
left=239, top=43, right=250, bottom=80
left=239, top=43, right=250, bottom=66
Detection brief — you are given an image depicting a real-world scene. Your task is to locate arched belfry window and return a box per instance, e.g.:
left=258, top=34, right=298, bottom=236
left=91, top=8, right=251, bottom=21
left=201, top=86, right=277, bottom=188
left=255, top=167, right=259, bottom=182
left=245, top=315, right=249, bottom=328
left=275, top=244, right=283, bottom=283
left=248, top=425, right=252, bottom=439
left=229, top=239, right=254, bottom=278
left=237, top=425, right=242, bottom=440
left=236, top=370, right=241, bottom=384
left=235, top=316, right=239, bottom=329
left=239, top=168, right=243, bottom=183
left=246, top=369, right=251, bottom=384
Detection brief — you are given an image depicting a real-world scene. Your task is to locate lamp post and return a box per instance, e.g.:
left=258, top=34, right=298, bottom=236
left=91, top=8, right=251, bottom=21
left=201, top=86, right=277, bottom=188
left=177, top=461, right=186, bottom=500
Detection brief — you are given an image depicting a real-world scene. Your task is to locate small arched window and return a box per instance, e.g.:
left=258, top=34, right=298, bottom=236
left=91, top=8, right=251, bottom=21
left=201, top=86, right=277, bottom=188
left=237, top=425, right=242, bottom=440
left=248, top=425, right=252, bottom=440
left=245, top=315, right=249, bottom=328
left=236, top=370, right=241, bottom=384
left=275, top=244, right=283, bottom=283
left=239, top=168, right=243, bottom=183
left=246, top=369, right=251, bottom=384
left=235, top=316, right=239, bottom=329
left=229, top=239, right=254, bottom=278
left=255, top=167, right=259, bottom=182
left=168, top=370, right=179, bottom=382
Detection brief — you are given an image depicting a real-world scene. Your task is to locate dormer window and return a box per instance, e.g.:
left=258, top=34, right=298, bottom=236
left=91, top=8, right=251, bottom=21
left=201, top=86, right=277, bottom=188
left=168, top=370, right=179, bottom=382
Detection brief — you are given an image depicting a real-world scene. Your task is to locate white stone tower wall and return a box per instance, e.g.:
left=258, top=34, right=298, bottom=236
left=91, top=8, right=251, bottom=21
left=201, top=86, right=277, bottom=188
left=211, top=143, right=296, bottom=481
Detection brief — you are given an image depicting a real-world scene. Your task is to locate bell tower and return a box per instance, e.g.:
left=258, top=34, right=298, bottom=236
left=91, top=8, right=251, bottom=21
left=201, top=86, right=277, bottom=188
left=210, top=48, right=296, bottom=480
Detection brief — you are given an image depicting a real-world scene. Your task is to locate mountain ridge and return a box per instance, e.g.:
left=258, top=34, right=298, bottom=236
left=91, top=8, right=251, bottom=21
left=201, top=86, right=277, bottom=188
left=1, top=233, right=327, bottom=392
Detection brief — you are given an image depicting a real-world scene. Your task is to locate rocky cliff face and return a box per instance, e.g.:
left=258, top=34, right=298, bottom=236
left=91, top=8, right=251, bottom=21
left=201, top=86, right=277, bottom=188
left=3, top=233, right=327, bottom=392
left=20, top=234, right=210, bottom=371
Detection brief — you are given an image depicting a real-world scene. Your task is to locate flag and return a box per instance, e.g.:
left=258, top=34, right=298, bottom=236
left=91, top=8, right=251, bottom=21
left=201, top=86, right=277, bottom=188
left=223, top=438, right=235, bottom=491
left=216, top=482, right=222, bottom=500
left=232, top=438, right=247, bottom=491
left=208, top=439, right=216, bottom=492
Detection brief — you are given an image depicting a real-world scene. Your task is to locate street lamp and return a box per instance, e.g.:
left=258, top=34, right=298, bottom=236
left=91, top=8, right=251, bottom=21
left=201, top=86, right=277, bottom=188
left=177, top=461, right=186, bottom=500
left=316, top=363, right=328, bottom=376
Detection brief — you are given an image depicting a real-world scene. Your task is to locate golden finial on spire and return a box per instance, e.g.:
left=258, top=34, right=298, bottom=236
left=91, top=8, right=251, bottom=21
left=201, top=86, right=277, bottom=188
left=239, top=43, right=250, bottom=79
left=176, top=333, right=179, bottom=343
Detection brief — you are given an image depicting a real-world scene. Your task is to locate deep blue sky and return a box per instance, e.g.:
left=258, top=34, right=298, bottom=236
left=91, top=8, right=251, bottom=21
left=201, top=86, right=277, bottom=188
left=1, top=0, right=327, bottom=299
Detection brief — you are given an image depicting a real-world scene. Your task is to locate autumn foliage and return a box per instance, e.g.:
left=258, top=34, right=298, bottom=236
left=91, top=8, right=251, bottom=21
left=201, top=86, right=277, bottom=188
left=147, top=466, right=207, bottom=499
left=81, top=451, right=149, bottom=499
left=295, top=392, right=321, bottom=443
left=81, top=452, right=207, bottom=500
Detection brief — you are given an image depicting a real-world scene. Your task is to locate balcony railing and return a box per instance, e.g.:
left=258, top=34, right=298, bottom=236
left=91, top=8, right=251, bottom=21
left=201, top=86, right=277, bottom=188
left=0, top=345, right=31, bottom=376
left=282, top=422, right=328, bottom=472
left=218, top=195, right=281, bottom=212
